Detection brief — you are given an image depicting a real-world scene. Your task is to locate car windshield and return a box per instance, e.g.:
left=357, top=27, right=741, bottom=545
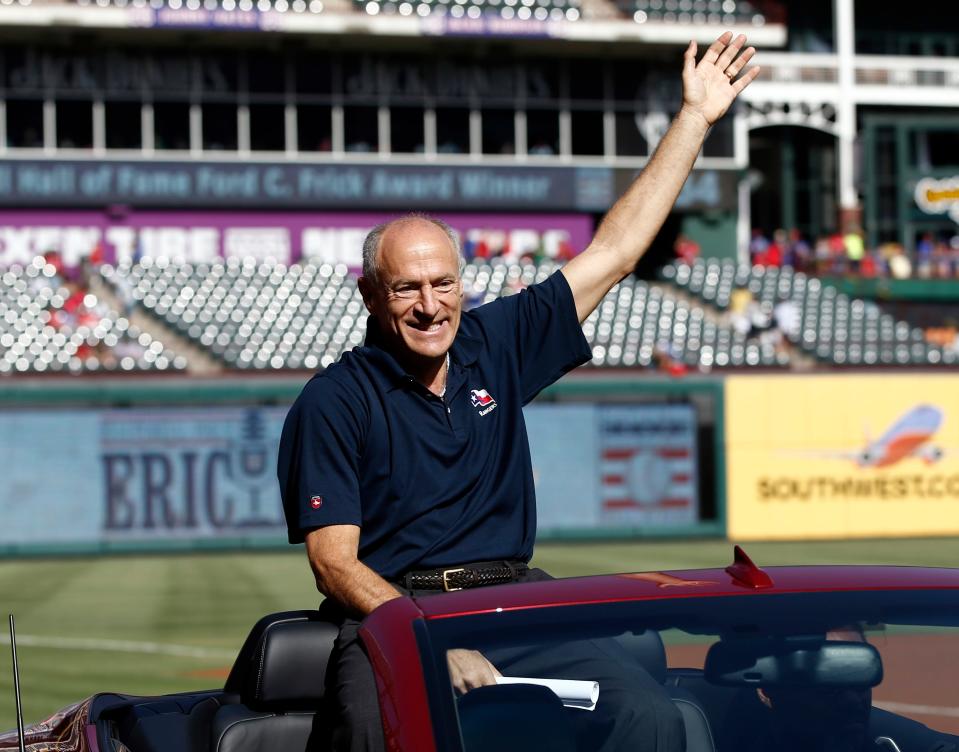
left=419, top=583, right=959, bottom=752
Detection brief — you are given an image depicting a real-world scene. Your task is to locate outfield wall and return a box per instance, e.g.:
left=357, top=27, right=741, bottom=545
left=5, top=373, right=957, bottom=557
left=0, top=377, right=725, bottom=556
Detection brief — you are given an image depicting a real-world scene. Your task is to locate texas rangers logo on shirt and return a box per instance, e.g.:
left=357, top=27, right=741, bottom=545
left=470, top=389, right=498, bottom=416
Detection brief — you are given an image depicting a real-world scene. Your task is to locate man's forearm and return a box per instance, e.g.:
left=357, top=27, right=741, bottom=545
left=562, top=34, right=756, bottom=322
left=305, top=525, right=402, bottom=617
left=316, top=558, right=402, bottom=617
left=591, top=107, right=709, bottom=272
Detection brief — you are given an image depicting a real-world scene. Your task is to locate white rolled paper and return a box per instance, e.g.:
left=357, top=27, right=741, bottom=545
left=495, top=676, right=600, bottom=711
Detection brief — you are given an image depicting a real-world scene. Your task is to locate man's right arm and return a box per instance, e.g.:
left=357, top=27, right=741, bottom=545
left=305, top=524, right=401, bottom=617
left=307, top=524, right=502, bottom=691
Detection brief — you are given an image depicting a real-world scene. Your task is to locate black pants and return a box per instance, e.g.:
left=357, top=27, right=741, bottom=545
left=319, top=568, right=685, bottom=752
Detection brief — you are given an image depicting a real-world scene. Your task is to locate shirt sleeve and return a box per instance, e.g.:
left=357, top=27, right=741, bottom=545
left=472, top=271, right=592, bottom=404
left=276, top=376, right=366, bottom=543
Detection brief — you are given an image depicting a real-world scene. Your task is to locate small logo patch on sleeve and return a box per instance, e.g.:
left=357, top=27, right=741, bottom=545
left=310, top=495, right=323, bottom=509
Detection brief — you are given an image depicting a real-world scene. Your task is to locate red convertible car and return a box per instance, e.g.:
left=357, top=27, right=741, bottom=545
left=4, top=548, right=959, bottom=752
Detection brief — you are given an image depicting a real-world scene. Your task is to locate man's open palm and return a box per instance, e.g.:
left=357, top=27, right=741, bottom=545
left=682, top=31, right=759, bottom=127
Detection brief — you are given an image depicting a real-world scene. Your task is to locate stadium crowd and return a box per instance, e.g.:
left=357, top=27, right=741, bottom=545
left=747, top=228, right=959, bottom=280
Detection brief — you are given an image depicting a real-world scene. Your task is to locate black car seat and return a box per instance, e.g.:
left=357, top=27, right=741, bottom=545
left=213, top=610, right=339, bottom=752
left=615, top=631, right=717, bottom=752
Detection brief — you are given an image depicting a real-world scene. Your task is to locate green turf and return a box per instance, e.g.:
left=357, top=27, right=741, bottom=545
left=2, top=537, right=958, bottom=731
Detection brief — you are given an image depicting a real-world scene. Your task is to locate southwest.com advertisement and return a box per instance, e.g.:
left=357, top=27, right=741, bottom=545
left=725, top=375, right=959, bottom=540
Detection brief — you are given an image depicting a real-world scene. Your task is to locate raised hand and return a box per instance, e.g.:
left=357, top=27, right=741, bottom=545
left=681, top=31, right=759, bottom=127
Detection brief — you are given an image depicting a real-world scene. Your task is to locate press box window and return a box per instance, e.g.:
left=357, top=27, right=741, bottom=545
left=5, top=100, right=44, bottom=148
left=57, top=100, right=93, bottom=149
left=390, top=107, right=424, bottom=154
left=154, top=102, right=191, bottom=151
left=105, top=102, right=142, bottom=150
left=202, top=102, right=238, bottom=151
left=436, top=108, right=469, bottom=154
left=250, top=103, right=286, bottom=151
left=344, top=106, right=378, bottom=153
left=526, top=109, right=559, bottom=156
left=571, top=110, right=604, bottom=156
left=297, top=105, right=332, bottom=152
left=482, top=109, right=515, bottom=155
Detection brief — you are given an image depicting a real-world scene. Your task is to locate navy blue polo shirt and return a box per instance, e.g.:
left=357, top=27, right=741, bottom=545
left=277, top=270, right=591, bottom=580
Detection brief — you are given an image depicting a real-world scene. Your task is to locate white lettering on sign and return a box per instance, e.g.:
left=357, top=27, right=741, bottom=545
left=106, top=227, right=137, bottom=264
left=138, top=227, right=220, bottom=262
left=0, top=226, right=102, bottom=266
left=301, top=228, right=367, bottom=267
left=224, top=228, right=291, bottom=262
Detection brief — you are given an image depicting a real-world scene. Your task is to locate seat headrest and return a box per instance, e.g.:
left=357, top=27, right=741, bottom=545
left=225, top=611, right=339, bottom=711
left=614, top=630, right=667, bottom=684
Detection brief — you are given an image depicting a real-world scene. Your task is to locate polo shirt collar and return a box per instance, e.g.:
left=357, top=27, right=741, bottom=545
left=362, top=316, right=482, bottom=392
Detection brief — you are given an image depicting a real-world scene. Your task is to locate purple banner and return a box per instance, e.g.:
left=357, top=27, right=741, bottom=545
left=420, top=15, right=555, bottom=37
left=0, top=210, right=594, bottom=269
left=127, top=7, right=271, bottom=30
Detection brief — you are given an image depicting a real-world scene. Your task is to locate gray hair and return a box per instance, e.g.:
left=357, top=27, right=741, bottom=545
left=361, top=213, right=465, bottom=285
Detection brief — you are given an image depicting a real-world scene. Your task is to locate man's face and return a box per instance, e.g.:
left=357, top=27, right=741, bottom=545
left=360, top=220, right=463, bottom=368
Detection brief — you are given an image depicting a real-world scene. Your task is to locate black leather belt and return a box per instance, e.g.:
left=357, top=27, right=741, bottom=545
left=398, top=560, right=528, bottom=592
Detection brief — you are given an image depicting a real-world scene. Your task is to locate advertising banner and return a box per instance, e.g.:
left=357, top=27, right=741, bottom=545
left=0, top=210, right=594, bottom=269
left=725, top=375, right=959, bottom=540
left=0, top=160, right=614, bottom=212
left=0, top=402, right=700, bottom=553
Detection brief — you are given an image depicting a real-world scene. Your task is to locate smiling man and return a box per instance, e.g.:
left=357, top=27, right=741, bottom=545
left=279, top=32, right=758, bottom=752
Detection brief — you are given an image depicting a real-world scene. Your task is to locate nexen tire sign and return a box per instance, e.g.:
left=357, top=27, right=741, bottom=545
left=725, top=375, right=959, bottom=540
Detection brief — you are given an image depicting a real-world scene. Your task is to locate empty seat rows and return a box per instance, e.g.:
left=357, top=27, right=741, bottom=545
left=10, top=256, right=946, bottom=374
left=103, top=258, right=365, bottom=372
left=104, top=257, right=783, bottom=372
left=356, top=0, right=581, bottom=20
left=0, top=259, right=185, bottom=375
left=621, top=0, right=770, bottom=25
left=662, top=259, right=953, bottom=367
left=72, top=0, right=326, bottom=13
left=583, top=276, right=787, bottom=370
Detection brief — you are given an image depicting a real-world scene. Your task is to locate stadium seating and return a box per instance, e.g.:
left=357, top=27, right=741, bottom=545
left=661, top=259, right=953, bottom=367
left=7, top=256, right=948, bottom=375
left=100, top=258, right=784, bottom=372
left=582, top=273, right=786, bottom=369
left=353, top=0, right=582, bottom=21
left=101, top=257, right=366, bottom=371
left=65, top=0, right=586, bottom=16
left=70, top=0, right=328, bottom=13
left=619, top=0, right=770, bottom=26
left=0, top=258, right=185, bottom=375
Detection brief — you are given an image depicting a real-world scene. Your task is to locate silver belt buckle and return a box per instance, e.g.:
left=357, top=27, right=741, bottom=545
left=442, top=567, right=466, bottom=592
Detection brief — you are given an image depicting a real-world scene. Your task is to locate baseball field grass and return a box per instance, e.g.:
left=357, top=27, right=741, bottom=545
left=2, top=536, right=959, bottom=732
